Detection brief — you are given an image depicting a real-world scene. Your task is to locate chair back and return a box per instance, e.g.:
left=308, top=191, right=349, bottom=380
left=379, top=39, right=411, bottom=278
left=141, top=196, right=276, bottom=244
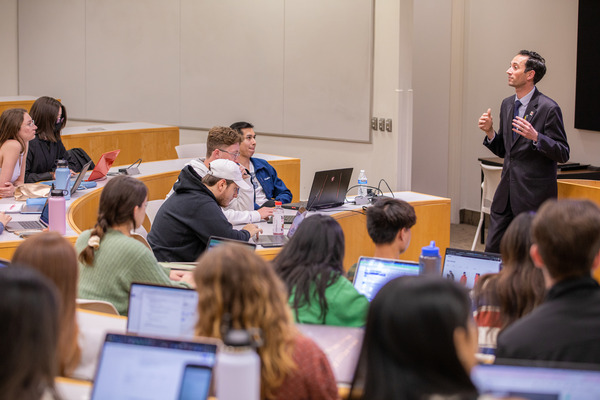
left=175, top=143, right=206, bottom=159
left=76, top=299, right=120, bottom=315
left=481, top=163, right=503, bottom=214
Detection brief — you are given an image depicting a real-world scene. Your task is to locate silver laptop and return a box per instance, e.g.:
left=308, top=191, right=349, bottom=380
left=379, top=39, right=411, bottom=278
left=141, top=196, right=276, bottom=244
left=352, top=256, right=420, bottom=302
left=91, top=333, right=216, bottom=400
left=442, top=248, right=502, bottom=289
left=253, top=210, right=307, bottom=248
left=5, top=199, right=49, bottom=232
left=472, top=361, right=600, bottom=399
left=127, top=283, right=198, bottom=339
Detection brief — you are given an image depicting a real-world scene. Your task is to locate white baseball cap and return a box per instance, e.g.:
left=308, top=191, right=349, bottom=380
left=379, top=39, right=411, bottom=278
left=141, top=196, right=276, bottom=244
left=207, top=159, right=251, bottom=190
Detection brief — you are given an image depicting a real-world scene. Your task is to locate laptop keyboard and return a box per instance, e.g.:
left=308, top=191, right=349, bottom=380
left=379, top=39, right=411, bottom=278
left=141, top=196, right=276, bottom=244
left=17, top=221, right=45, bottom=230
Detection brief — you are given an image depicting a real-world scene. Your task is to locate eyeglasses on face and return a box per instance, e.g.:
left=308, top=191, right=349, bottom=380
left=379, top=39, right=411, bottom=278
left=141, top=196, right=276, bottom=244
left=26, top=119, right=36, bottom=127
left=218, top=148, right=240, bottom=159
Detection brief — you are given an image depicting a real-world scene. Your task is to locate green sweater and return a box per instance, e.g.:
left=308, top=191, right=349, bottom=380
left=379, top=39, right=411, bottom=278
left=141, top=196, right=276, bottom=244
left=289, top=275, right=369, bottom=327
left=75, top=229, right=189, bottom=316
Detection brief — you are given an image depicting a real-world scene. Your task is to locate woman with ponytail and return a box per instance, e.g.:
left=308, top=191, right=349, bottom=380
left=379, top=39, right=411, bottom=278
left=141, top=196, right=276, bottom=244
left=75, top=176, right=192, bottom=315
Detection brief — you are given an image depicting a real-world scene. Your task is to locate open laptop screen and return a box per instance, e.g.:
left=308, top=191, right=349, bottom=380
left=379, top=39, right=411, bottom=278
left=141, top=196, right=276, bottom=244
left=442, top=248, right=502, bottom=289
left=471, top=363, right=600, bottom=399
left=92, top=334, right=216, bottom=400
left=353, top=256, right=420, bottom=302
left=127, top=283, right=198, bottom=339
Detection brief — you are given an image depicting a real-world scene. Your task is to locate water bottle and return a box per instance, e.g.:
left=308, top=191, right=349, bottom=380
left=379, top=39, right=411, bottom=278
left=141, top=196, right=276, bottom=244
left=54, top=159, right=71, bottom=200
left=48, top=188, right=66, bottom=235
left=273, top=201, right=284, bottom=235
left=357, top=169, right=368, bottom=198
left=419, top=241, right=441, bottom=275
left=216, top=329, right=260, bottom=400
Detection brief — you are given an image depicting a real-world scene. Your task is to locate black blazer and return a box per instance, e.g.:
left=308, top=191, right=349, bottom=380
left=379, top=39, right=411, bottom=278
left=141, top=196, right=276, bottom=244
left=484, top=88, right=570, bottom=215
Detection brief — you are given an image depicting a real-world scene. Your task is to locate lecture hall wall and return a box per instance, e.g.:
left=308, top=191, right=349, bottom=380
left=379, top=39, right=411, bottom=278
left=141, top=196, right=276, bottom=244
left=1, top=0, right=597, bottom=223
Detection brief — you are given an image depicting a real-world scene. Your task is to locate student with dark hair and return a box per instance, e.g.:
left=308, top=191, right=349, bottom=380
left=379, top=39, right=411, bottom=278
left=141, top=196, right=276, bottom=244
left=0, top=108, right=36, bottom=197
left=76, top=176, right=192, bottom=315
left=496, top=199, right=600, bottom=363
left=194, top=244, right=338, bottom=400
left=347, top=198, right=416, bottom=281
left=0, top=266, right=60, bottom=400
left=26, top=96, right=77, bottom=182
left=349, top=276, right=479, bottom=400
left=13, top=232, right=82, bottom=378
left=473, top=212, right=545, bottom=354
left=229, top=121, right=292, bottom=208
left=273, top=214, right=369, bottom=327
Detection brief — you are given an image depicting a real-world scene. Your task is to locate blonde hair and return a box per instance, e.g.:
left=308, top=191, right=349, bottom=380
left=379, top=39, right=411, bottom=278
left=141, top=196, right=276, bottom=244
left=194, top=244, right=297, bottom=399
left=13, top=232, right=81, bottom=377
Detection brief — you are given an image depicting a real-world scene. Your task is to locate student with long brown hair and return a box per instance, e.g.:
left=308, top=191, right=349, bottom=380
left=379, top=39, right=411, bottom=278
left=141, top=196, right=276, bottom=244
left=76, top=175, right=192, bottom=315
left=473, top=212, right=545, bottom=353
left=0, top=108, right=36, bottom=197
left=12, top=232, right=81, bottom=378
left=194, top=244, right=338, bottom=400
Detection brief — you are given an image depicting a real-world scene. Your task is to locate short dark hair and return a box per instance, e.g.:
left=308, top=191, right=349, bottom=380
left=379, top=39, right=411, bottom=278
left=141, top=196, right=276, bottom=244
left=532, top=199, right=600, bottom=281
left=519, top=50, right=546, bottom=84
left=229, top=121, right=254, bottom=135
left=350, top=276, right=477, bottom=399
left=206, top=126, right=242, bottom=157
left=366, top=198, right=416, bottom=244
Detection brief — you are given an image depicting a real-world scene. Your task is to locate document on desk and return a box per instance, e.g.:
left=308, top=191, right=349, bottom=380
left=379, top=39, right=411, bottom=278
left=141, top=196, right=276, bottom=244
left=0, top=203, right=23, bottom=213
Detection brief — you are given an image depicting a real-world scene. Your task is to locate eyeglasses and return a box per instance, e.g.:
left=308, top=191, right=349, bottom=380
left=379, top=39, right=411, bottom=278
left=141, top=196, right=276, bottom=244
left=26, top=119, right=35, bottom=127
left=218, top=148, right=240, bottom=159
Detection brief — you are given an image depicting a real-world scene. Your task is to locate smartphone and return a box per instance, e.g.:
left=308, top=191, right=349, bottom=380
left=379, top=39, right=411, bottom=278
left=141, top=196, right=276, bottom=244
left=177, top=364, right=213, bottom=400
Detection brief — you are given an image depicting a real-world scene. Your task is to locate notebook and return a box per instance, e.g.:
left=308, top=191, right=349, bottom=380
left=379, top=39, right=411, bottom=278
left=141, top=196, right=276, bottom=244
left=471, top=361, right=600, bottom=399
left=127, top=283, right=198, bottom=339
left=297, top=324, right=364, bottom=384
left=5, top=199, right=49, bottom=232
left=86, top=149, right=120, bottom=181
left=283, top=168, right=353, bottom=211
left=207, top=235, right=257, bottom=251
left=253, top=210, right=307, bottom=248
left=91, top=333, right=216, bottom=400
left=352, top=256, right=420, bottom=302
left=442, top=248, right=502, bottom=289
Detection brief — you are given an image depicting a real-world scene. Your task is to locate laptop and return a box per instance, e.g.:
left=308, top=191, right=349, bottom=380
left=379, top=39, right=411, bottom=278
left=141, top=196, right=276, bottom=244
left=352, top=256, right=420, bottom=302
left=253, top=209, right=307, bottom=248
left=471, top=361, right=600, bottom=399
left=297, top=324, right=364, bottom=384
left=87, top=149, right=120, bottom=181
left=5, top=199, right=49, bottom=232
left=442, top=248, right=502, bottom=289
left=127, top=283, right=198, bottom=339
left=91, top=333, right=216, bottom=400
left=207, top=235, right=257, bottom=251
left=283, top=168, right=353, bottom=211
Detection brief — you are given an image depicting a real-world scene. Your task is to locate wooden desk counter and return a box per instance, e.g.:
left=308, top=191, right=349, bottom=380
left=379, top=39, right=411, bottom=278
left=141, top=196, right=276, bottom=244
left=0, top=95, right=38, bottom=114
left=61, top=122, right=179, bottom=165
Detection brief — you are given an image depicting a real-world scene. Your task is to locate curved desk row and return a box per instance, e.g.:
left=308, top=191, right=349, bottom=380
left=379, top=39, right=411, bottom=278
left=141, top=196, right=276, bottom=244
left=2, top=158, right=450, bottom=271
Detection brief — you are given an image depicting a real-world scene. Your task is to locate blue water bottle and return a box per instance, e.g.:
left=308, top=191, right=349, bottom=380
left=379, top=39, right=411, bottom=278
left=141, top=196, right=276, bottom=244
left=54, top=159, right=71, bottom=200
left=419, top=241, right=441, bottom=276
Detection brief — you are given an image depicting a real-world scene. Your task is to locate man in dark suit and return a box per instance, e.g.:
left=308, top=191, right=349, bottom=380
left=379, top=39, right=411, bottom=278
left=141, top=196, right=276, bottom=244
left=478, top=50, right=570, bottom=253
left=495, top=199, right=600, bottom=363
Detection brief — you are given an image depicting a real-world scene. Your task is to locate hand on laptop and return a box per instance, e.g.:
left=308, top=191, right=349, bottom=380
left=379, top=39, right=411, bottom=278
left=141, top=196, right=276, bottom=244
left=258, top=207, right=274, bottom=220
left=243, top=224, right=263, bottom=240
left=0, top=211, right=11, bottom=226
left=170, top=270, right=196, bottom=288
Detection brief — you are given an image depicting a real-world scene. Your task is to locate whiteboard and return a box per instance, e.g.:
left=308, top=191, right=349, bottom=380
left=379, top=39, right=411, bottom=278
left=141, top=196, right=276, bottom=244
left=18, top=0, right=374, bottom=142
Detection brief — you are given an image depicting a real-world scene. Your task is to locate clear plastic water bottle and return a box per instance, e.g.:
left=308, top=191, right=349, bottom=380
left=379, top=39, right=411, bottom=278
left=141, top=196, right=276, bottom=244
left=54, top=159, right=71, bottom=200
left=273, top=201, right=284, bottom=235
left=419, top=241, right=441, bottom=275
left=216, top=329, right=260, bottom=400
left=48, top=188, right=66, bottom=235
left=357, top=169, right=368, bottom=198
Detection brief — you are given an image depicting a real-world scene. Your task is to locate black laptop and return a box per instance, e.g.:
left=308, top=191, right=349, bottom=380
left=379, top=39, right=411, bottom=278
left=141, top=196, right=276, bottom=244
left=283, top=168, right=353, bottom=211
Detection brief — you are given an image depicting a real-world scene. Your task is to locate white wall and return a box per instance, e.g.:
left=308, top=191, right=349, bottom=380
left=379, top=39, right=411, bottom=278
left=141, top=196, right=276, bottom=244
left=0, top=0, right=18, bottom=94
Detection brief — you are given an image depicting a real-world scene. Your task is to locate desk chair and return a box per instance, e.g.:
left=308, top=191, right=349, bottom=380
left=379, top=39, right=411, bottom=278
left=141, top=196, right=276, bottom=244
left=145, top=199, right=164, bottom=225
left=175, top=143, right=206, bottom=159
left=76, top=299, right=119, bottom=315
left=471, top=163, right=503, bottom=251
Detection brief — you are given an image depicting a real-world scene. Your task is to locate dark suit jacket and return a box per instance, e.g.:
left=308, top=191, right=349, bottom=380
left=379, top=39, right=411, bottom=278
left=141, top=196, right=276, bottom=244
left=484, top=88, right=570, bottom=215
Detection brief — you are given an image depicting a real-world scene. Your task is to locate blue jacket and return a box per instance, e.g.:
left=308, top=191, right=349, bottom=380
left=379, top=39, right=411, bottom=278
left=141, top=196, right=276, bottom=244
left=251, top=157, right=293, bottom=208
